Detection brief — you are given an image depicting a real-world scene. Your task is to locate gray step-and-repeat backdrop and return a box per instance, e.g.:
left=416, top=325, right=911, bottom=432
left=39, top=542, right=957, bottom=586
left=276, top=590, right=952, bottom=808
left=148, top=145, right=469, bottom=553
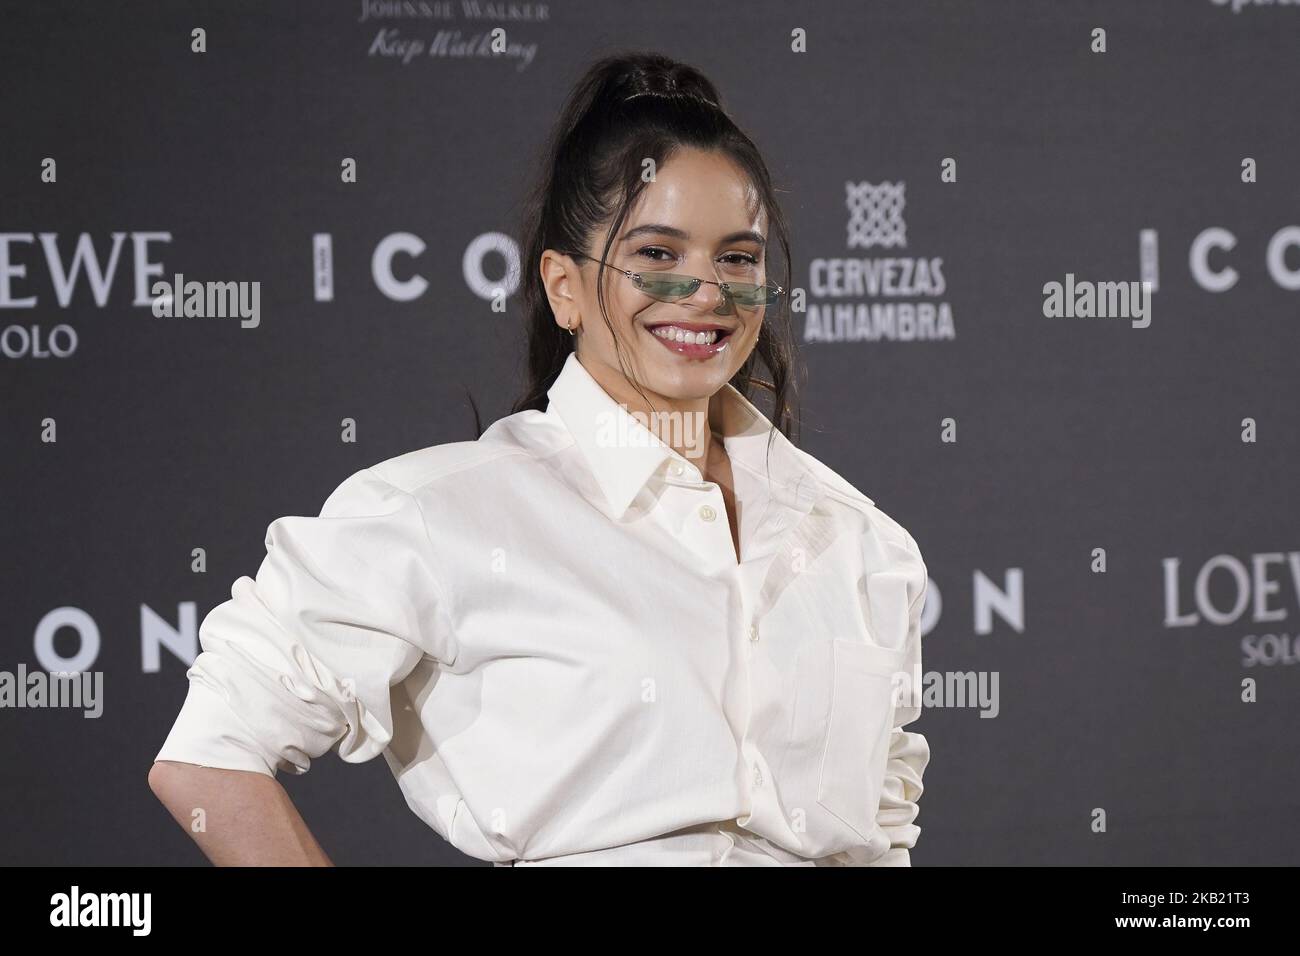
left=2, top=0, right=1296, bottom=865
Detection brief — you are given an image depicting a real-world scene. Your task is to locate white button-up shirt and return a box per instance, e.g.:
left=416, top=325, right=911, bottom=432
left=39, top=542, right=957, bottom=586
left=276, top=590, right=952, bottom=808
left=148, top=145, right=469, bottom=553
left=155, top=351, right=930, bottom=866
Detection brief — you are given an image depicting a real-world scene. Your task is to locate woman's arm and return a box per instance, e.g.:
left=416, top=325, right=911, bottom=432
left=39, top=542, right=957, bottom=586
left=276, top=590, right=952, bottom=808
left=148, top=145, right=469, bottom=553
left=838, top=529, right=930, bottom=866
left=148, top=468, right=447, bottom=864
left=148, top=759, right=333, bottom=866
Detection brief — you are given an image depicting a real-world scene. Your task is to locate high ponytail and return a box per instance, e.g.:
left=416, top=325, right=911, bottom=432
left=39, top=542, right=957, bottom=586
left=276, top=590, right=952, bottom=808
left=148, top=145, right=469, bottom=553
left=473, top=50, right=801, bottom=464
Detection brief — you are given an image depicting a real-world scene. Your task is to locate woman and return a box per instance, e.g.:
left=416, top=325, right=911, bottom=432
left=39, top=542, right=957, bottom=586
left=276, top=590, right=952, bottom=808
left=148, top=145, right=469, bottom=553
left=148, top=51, right=930, bottom=866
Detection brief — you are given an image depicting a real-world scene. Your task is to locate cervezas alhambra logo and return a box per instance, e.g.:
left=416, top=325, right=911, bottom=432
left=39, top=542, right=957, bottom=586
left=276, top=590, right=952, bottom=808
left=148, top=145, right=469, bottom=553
left=803, top=180, right=956, bottom=343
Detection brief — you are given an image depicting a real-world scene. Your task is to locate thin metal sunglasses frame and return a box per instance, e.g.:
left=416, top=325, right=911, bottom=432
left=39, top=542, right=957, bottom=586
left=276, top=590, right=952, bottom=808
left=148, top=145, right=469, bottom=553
left=565, top=251, right=785, bottom=306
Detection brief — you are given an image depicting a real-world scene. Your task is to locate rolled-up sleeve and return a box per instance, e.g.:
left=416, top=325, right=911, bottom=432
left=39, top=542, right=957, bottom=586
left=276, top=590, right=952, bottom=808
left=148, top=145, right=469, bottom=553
left=154, top=467, right=447, bottom=778
left=827, top=530, right=930, bottom=867
left=864, top=531, right=930, bottom=866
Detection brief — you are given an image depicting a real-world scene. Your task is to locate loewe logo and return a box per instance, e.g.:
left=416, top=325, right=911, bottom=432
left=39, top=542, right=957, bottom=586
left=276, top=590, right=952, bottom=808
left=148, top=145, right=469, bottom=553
left=48, top=885, right=151, bottom=936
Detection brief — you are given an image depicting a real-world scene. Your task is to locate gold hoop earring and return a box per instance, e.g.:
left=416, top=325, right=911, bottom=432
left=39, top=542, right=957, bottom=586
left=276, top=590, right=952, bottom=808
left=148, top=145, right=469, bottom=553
left=565, top=316, right=577, bottom=337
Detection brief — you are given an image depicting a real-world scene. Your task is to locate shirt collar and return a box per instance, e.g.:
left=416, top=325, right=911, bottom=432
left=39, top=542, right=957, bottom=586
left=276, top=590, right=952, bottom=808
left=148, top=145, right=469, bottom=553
left=545, top=352, right=870, bottom=518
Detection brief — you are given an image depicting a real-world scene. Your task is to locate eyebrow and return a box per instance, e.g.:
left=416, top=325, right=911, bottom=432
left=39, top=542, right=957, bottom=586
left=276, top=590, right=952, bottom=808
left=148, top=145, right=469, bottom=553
left=618, top=223, right=767, bottom=247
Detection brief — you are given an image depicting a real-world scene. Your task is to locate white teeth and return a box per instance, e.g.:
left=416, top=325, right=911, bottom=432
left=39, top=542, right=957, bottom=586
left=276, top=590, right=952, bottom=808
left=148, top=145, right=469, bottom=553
left=651, top=326, right=719, bottom=345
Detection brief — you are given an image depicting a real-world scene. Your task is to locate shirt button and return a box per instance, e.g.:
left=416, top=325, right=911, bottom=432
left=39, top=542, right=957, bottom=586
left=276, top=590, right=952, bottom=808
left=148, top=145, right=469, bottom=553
left=669, top=461, right=684, bottom=477
left=749, top=623, right=759, bottom=642
left=699, top=504, right=716, bottom=522
left=753, top=765, right=763, bottom=787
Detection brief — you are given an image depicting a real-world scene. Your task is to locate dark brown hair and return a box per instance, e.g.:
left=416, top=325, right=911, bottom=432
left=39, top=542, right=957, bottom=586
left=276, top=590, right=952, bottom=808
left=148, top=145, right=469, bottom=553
left=469, top=50, right=802, bottom=468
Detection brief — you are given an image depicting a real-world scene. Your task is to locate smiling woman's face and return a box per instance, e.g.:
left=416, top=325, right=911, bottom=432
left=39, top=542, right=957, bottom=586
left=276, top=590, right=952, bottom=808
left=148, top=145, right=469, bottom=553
left=545, top=147, right=771, bottom=405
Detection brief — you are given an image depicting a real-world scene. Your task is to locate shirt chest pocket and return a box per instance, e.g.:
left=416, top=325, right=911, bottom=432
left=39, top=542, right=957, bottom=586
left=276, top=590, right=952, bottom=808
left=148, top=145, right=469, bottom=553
left=788, top=636, right=907, bottom=847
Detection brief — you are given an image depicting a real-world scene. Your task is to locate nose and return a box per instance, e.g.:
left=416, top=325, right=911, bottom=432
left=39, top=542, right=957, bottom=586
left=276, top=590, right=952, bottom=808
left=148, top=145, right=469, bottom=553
left=683, top=258, right=733, bottom=315
left=710, top=289, right=736, bottom=316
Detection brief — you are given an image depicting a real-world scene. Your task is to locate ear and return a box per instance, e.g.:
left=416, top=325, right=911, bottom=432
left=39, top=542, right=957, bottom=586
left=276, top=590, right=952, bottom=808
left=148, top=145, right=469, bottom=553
left=539, top=250, right=580, bottom=325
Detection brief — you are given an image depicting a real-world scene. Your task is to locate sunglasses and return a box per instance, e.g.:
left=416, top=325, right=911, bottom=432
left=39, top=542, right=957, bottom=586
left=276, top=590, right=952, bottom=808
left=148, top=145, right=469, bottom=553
left=566, top=252, right=784, bottom=308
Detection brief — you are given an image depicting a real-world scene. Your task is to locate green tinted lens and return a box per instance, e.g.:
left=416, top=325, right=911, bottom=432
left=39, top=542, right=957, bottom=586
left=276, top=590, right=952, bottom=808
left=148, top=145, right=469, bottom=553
left=723, top=281, right=780, bottom=307
left=633, top=273, right=781, bottom=306
left=634, top=274, right=700, bottom=299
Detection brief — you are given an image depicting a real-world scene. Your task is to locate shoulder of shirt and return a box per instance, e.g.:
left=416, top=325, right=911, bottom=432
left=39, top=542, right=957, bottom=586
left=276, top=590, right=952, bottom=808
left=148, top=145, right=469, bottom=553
left=346, top=409, right=562, bottom=498
left=791, top=444, right=925, bottom=565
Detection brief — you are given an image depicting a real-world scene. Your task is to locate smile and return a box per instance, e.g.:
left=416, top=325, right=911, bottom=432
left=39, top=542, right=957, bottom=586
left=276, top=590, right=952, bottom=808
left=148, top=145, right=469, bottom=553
left=644, top=322, right=735, bottom=357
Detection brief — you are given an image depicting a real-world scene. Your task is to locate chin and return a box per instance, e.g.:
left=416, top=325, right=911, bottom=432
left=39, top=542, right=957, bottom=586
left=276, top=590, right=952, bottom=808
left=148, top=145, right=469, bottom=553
left=640, top=360, right=735, bottom=401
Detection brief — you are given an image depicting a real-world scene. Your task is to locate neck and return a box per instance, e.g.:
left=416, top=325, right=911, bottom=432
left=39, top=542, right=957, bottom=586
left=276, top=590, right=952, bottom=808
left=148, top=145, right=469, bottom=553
left=579, top=355, right=725, bottom=466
